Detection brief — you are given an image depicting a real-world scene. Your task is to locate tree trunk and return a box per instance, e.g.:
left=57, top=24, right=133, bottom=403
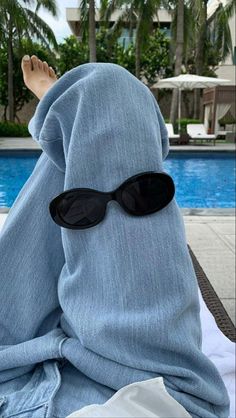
left=194, top=0, right=207, bottom=119
left=170, top=0, right=184, bottom=126
left=7, top=18, right=14, bottom=122
left=135, top=16, right=142, bottom=79
left=3, top=105, right=7, bottom=121
left=89, top=0, right=97, bottom=62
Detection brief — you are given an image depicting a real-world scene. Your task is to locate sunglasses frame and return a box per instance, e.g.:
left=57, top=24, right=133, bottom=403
left=49, top=171, right=175, bottom=230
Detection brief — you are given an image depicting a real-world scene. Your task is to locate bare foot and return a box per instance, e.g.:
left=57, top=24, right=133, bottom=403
left=21, top=55, right=57, bottom=100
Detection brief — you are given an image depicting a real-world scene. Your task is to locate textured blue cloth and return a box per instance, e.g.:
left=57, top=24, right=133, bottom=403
left=0, top=63, right=230, bottom=418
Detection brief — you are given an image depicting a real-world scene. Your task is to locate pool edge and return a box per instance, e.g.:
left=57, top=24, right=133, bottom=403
left=0, top=207, right=235, bottom=216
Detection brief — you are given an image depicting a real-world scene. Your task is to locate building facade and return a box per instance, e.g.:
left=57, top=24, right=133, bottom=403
left=66, top=7, right=172, bottom=49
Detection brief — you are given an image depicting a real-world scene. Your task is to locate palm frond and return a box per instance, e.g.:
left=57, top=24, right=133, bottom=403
left=0, top=0, right=58, bottom=49
left=224, top=0, right=236, bottom=20
left=212, top=1, right=234, bottom=61
left=35, top=0, right=58, bottom=16
left=100, top=0, right=127, bottom=22
left=107, top=9, right=128, bottom=36
left=79, top=0, right=89, bottom=42
left=214, top=3, right=233, bottom=61
left=24, top=8, right=58, bottom=49
left=80, top=0, right=89, bottom=23
left=100, top=0, right=113, bottom=21
left=21, top=1, right=35, bottom=6
left=182, top=2, right=194, bottom=60
left=128, top=3, right=137, bottom=38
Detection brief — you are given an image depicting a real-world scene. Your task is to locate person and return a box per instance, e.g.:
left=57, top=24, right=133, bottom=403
left=0, top=55, right=230, bottom=418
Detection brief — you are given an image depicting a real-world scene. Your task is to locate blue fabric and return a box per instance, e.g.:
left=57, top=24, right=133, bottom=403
left=0, top=63, right=230, bottom=418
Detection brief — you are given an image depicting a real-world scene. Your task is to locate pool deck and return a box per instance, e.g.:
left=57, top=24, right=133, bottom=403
left=0, top=136, right=235, bottom=151
left=0, top=137, right=235, bottom=326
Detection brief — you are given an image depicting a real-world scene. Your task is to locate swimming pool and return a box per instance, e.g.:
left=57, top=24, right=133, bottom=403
left=0, top=151, right=235, bottom=208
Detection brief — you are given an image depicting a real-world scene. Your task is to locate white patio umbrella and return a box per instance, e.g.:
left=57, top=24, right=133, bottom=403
left=155, top=74, right=230, bottom=133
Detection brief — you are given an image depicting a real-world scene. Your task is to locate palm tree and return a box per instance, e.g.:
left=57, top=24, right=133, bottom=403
left=80, top=0, right=97, bottom=62
left=99, top=0, right=137, bottom=59
left=89, top=0, right=97, bottom=61
left=135, top=0, right=162, bottom=79
left=188, top=0, right=208, bottom=118
left=100, top=0, right=161, bottom=79
left=168, top=0, right=185, bottom=125
left=188, top=0, right=235, bottom=118
left=163, top=0, right=235, bottom=122
left=0, top=0, right=58, bottom=122
left=210, top=0, right=235, bottom=62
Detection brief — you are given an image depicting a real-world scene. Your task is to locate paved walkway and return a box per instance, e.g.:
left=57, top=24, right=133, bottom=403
left=0, top=136, right=235, bottom=151
left=184, top=215, right=235, bottom=326
left=0, top=137, right=41, bottom=150
left=0, top=213, right=235, bottom=326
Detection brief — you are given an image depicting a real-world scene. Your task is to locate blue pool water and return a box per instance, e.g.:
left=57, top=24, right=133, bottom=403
left=0, top=151, right=235, bottom=208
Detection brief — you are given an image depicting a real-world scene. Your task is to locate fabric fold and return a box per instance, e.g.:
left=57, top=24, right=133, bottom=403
left=0, top=328, right=67, bottom=372
left=0, top=152, right=66, bottom=383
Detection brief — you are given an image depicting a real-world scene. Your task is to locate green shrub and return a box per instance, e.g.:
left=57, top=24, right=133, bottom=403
left=0, top=122, right=30, bottom=137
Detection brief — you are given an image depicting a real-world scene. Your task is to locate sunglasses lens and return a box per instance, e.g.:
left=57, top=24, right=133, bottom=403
left=121, top=174, right=174, bottom=215
left=52, top=191, right=105, bottom=228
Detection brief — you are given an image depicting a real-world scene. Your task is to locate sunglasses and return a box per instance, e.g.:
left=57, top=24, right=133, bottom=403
left=49, top=171, right=175, bottom=230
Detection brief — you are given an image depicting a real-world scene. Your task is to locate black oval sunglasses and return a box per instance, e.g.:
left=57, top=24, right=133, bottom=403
left=49, top=171, right=175, bottom=230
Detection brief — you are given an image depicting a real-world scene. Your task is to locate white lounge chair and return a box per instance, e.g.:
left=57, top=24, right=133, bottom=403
left=165, top=124, right=180, bottom=143
left=187, top=124, right=216, bottom=146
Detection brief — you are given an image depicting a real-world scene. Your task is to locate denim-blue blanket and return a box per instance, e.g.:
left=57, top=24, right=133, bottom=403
left=0, top=63, right=230, bottom=418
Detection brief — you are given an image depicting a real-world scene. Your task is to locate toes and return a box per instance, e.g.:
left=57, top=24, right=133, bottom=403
left=49, top=67, right=53, bottom=77
left=21, top=55, right=32, bottom=76
left=37, top=59, right=43, bottom=70
left=22, top=53, right=57, bottom=81
left=43, top=61, right=50, bottom=75
left=31, top=55, right=39, bottom=71
left=49, top=66, right=57, bottom=79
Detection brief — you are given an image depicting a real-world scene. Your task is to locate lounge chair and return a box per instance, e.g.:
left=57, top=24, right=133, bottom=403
left=165, top=123, right=180, bottom=144
left=188, top=244, right=235, bottom=342
left=187, top=124, right=216, bottom=146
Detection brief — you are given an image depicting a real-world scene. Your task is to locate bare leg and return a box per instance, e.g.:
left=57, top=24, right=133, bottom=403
left=21, top=55, right=58, bottom=100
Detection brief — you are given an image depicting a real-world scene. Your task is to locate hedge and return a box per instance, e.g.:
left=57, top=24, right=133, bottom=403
left=0, top=119, right=202, bottom=137
left=0, top=122, right=30, bottom=137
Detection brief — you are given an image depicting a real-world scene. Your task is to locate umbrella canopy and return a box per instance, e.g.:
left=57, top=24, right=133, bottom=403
left=155, top=74, right=230, bottom=89
left=155, top=74, right=230, bottom=133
